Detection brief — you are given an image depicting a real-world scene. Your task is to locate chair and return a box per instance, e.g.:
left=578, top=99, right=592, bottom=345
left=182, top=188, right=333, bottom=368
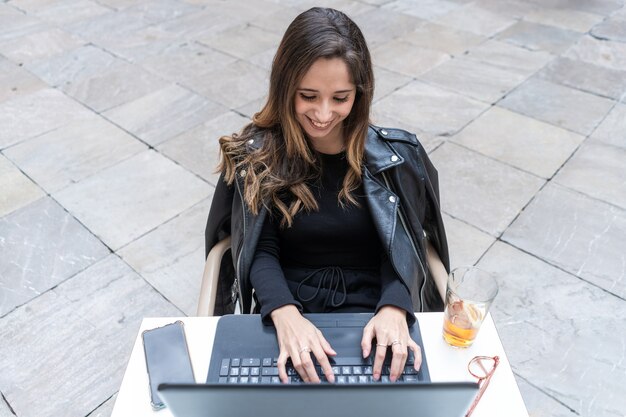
left=197, top=236, right=231, bottom=316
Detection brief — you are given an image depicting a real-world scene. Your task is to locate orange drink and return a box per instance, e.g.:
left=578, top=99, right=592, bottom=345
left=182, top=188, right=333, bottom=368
left=442, top=267, right=498, bottom=348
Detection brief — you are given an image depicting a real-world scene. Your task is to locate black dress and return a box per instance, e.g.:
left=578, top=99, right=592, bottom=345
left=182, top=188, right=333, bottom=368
left=250, top=151, right=414, bottom=325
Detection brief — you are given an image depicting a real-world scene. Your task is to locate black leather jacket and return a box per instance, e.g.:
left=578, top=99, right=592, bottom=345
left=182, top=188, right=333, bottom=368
left=204, top=125, right=450, bottom=315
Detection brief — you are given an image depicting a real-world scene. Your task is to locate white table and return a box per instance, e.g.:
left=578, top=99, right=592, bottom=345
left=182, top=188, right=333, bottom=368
left=112, top=313, right=528, bottom=417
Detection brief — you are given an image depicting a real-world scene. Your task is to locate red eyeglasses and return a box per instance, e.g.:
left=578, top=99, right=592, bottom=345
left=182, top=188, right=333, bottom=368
left=466, top=355, right=500, bottom=417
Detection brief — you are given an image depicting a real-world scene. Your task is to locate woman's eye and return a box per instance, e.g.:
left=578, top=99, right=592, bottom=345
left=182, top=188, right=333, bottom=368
left=300, top=94, right=316, bottom=101
left=334, top=96, right=349, bottom=103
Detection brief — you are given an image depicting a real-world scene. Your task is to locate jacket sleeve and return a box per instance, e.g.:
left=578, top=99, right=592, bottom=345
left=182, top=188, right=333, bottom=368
left=376, top=254, right=416, bottom=326
left=249, top=214, right=303, bottom=324
left=204, top=173, right=235, bottom=257
left=416, top=142, right=450, bottom=274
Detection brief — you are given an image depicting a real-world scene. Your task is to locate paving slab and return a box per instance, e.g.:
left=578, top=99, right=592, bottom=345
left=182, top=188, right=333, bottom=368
left=121, top=0, right=200, bottom=24
left=61, top=59, right=168, bottom=112
left=119, top=198, right=212, bottom=316
left=135, top=41, right=236, bottom=84
left=503, top=183, right=626, bottom=299
left=283, top=0, right=375, bottom=17
left=591, top=16, right=626, bottom=42
left=183, top=60, right=269, bottom=109
left=537, top=56, right=626, bottom=100
left=499, top=78, right=615, bottom=136
left=202, top=0, right=284, bottom=21
left=470, top=0, right=538, bottom=19
left=197, top=23, right=281, bottom=61
left=434, top=3, right=517, bottom=36
left=0, top=27, right=84, bottom=65
left=3, top=115, right=147, bottom=193
left=523, top=6, right=604, bottom=32
left=103, top=84, right=225, bottom=147
left=373, top=80, right=488, bottom=136
left=65, top=8, right=151, bottom=43
left=419, top=56, right=527, bottom=103
left=0, top=57, right=46, bottom=103
left=382, top=0, right=461, bottom=20
left=554, top=141, right=626, bottom=210
left=590, top=102, right=626, bottom=149
left=451, top=106, right=585, bottom=178
left=496, top=20, right=581, bottom=54
left=482, top=241, right=626, bottom=417
left=0, top=88, right=94, bottom=150
left=237, top=96, right=267, bottom=119
left=0, top=254, right=181, bottom=417
left=247, top=47, right=278, bottom=72
left=0, top=197, right=109, bottom=317
left=368, top=113, right=443, bottom=153
left=158, top=110, right=250, bottom=186
left=155, top=8, right=243, bottom=40
left=442, top=213, right=495, bottom=269
left=465, top=39, right=553, bottom=76
left=251, top=7, right=302, bottom=35
left=0, top=154, right=44, bottom=217
left=400, top=21, right=486, bottom=56
left=88, top=394, right=117, bottom=417
left=528, top=0, right=624, bottom=16
left=430, top=142, right=545, bottom=236
left=53, top=149, right=211, bottom=250
left=515, top=378, right=577, bottom=417
left=352, top=8, right=425, bottom=47
left=372, top=40, right=450, bottom=78
left=0, top=396, right=13, bottom=417
left=26, top=44, right=118, bottom=87
left=0, top=5, right=48, bottom=41
left=372, top=66, right=412, bottom=103
left=11, top=0, right=111, bottom=25
left=564, top=35, right=626, bottom=71
left=93, top=25, right=182, bottom=62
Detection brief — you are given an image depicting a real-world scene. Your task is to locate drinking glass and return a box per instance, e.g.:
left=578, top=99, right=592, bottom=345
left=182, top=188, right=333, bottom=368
left=442, top=267, right=498, bottom=348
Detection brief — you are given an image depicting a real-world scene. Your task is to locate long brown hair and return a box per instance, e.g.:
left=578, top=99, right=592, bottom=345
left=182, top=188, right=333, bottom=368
left=219, top=7, right=374, bottom=227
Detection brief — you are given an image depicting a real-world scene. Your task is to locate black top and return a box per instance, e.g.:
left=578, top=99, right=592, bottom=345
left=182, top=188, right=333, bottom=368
left=250, top=152, right=414, bottom=324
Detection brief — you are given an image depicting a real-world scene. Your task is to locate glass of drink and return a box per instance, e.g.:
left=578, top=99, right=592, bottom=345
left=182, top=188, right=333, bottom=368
left=442, top=266, right=499, bottom=348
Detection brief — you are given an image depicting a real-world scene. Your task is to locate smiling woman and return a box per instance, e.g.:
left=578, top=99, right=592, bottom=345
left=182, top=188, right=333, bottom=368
left=294, top=58, right=356, bottom=154
left=205, top=7, right=450, bottom=386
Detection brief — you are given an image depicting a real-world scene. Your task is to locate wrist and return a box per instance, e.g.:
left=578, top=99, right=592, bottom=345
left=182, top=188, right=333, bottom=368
left=270, top=304, right=299, bottom=321
left=378, top=304, right=407, bottom=318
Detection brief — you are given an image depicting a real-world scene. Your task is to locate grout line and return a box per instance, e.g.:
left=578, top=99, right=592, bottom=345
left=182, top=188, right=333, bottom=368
left=513, top=372, right=581, bottom=415
left=84, top=391, right=117, bottom=417
left=0, top=391, right=17, bottom=416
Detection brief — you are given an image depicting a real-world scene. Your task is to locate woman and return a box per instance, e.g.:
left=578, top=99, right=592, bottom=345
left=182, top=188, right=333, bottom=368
left=204, top=7, right=450, bottom=385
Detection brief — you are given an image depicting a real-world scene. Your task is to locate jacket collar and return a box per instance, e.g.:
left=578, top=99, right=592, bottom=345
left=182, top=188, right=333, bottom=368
left=364, top=125, right=404, bottom=176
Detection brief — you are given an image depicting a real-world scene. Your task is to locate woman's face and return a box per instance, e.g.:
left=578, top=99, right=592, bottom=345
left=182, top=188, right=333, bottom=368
left=294, top=57, right=356, bottom=153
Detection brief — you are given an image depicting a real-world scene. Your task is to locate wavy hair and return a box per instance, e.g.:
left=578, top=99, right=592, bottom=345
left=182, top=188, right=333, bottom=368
left=219, top=7, right=374, bottom=227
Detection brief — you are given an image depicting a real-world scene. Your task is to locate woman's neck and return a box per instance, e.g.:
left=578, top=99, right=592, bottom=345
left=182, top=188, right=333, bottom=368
left=309, top=126, right=345, bottom=155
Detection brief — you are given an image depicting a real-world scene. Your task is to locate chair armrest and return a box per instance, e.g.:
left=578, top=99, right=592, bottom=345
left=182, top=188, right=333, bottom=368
left=197, top=236, right=232, bottom=316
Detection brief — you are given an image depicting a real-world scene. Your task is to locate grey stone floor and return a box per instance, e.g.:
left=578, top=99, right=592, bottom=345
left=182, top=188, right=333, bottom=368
left=1, top=0, right=625, bottom=416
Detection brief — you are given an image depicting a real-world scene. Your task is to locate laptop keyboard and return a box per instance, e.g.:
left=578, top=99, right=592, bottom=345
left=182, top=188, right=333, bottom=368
left=218, top=356, right=424, bottom=384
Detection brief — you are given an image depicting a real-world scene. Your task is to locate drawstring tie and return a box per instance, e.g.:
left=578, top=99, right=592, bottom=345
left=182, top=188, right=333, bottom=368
left=296, top=266, right=347, bottom=310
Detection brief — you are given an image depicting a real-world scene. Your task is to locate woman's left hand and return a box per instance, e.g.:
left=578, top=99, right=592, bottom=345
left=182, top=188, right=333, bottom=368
left=361, top=305, right=422, bottom=382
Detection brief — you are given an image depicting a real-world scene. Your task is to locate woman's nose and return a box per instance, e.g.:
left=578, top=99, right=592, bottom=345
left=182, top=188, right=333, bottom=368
left=314, top=101, right=332, bottom=122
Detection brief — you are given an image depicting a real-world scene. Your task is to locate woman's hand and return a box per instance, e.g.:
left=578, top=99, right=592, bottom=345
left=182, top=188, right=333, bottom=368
left=270, top=305, right=336, bottom=383
left=361, top=305, right=422, bottom=382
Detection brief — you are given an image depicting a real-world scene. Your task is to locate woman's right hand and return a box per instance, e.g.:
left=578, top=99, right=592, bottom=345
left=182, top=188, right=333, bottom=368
left=270, top=305, right=336, bottom=383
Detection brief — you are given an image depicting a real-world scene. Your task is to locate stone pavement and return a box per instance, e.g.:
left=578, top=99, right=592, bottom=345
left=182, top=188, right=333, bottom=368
left=0, top=0, right=625, bottom=416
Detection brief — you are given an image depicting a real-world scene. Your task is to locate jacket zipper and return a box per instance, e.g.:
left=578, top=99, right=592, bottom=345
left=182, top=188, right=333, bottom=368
left=381, top=171, right=427, bottom=312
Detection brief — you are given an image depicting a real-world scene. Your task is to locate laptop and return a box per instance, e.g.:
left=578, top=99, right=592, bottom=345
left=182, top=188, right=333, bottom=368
left=159, top=313, right=478, bottom=417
